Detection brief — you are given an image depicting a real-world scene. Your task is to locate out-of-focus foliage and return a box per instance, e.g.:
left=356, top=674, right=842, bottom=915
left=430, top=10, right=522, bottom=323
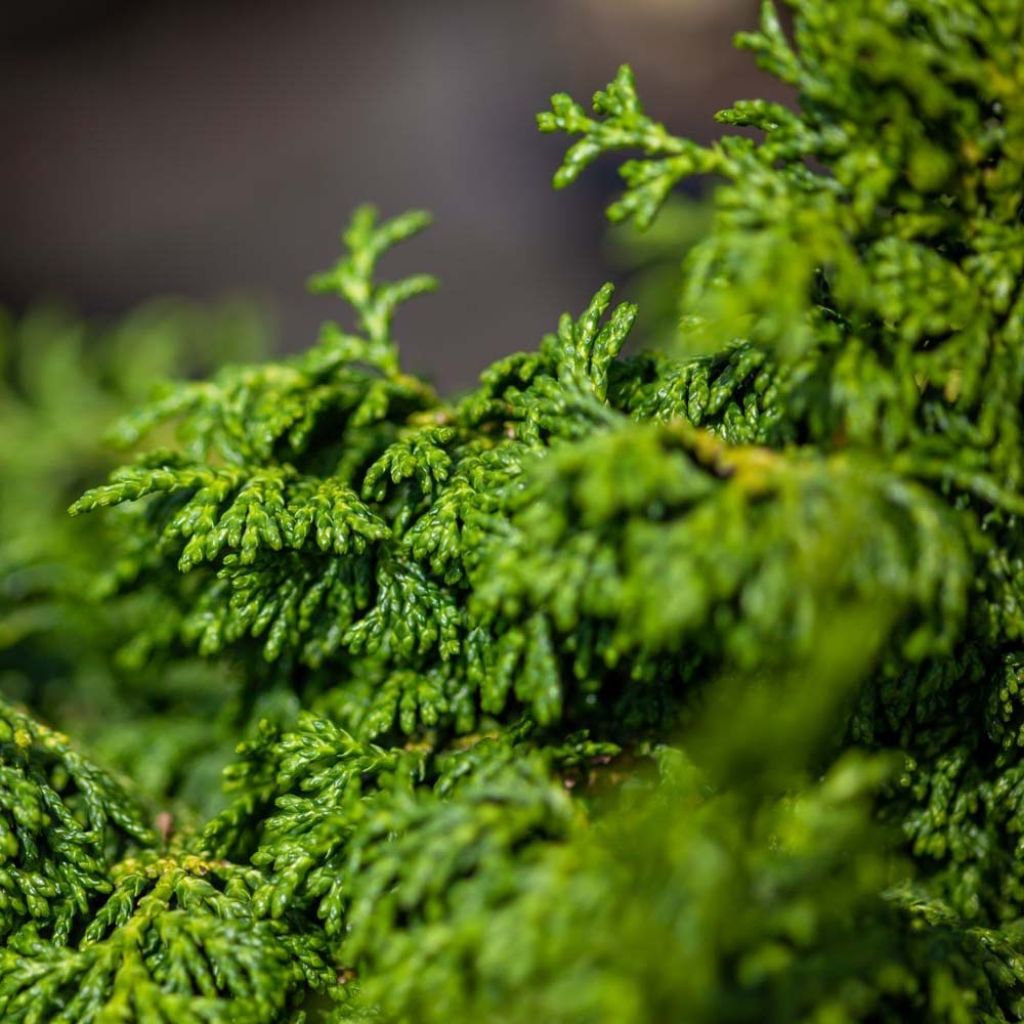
left=4, top=0, right=1024, bottom=1020
left=605, top=196, right=714, bottom=350
left=0, top=301, right=268, bottom=811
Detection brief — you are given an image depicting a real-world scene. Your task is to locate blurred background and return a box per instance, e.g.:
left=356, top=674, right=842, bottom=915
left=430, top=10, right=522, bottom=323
left=0, top=0, right=781, bottom=391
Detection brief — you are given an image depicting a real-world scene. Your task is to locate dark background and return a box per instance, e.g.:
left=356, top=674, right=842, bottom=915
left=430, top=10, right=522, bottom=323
left=1, top=0, right=774, bottom=390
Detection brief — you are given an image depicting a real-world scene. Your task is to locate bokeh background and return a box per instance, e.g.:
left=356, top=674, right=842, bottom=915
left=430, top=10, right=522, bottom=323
left=1, top=0, right=780, bottom=391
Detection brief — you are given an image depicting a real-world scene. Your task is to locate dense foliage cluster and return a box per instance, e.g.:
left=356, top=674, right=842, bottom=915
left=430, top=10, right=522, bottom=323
left=3, top=0, right=1024, bottom=1019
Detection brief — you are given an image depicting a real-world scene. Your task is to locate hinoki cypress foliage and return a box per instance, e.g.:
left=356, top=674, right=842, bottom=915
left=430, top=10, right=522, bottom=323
left=3, top=0, right=1024, bottom=1019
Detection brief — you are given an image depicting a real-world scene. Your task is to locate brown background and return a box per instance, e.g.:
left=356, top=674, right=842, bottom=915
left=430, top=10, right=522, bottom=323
left=1, top=0, right=776, bottom=390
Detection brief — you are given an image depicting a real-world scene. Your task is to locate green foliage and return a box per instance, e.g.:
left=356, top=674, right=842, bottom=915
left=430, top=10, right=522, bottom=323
left=538, top=65, right=718, bottom=229
left=0, top=852, right=332, bottom=1023
left=0, top=300, right=268, bottom=811
left=0, top=696, right=152, bottom=946
left=5, top=1, right=1024, bottom=1020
